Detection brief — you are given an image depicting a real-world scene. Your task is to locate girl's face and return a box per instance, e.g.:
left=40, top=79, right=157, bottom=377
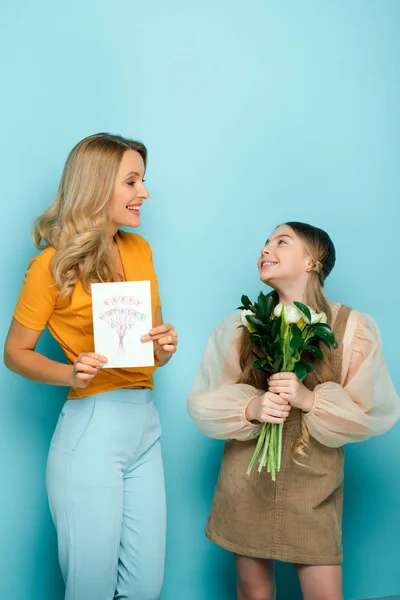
left=107, top=150, right=150, bottom=234
left=258, top=225, right=313, bottom=286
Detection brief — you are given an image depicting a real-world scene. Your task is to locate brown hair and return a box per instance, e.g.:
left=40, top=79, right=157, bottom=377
left=33, top=133, right=147, bottom=298
left=238, top=222, right=336, bottom=457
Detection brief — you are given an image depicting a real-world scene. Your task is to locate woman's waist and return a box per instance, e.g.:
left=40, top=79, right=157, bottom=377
left=68, top=386, right=153, bottom=404
left=67, top=373, right=155, bottom=399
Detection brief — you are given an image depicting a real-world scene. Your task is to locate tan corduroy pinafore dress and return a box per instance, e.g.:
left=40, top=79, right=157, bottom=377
left=205, top=305, right=352, bottom=565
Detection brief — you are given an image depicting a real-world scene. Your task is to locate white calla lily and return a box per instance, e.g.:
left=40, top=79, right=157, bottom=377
left=273, top=303, right=283, bottom=318
left=310, top=309, right=328, bottom=324
left=283, top=304, right=303, bottom=324
left=240, top=309, right=257, bottom=332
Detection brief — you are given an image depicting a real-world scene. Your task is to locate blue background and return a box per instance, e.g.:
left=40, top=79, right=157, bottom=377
left=0, top=1, right=399, bottom=599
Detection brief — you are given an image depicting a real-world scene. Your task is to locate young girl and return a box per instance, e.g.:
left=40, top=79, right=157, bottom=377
left=187, top=222, right=399, bottom=600
left=4, top=133, right=178, bottom=600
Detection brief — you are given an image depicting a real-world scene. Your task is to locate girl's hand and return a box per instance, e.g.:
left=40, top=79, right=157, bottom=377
left=245, top=391, right=291, bottom=424
left=141, top=324, right=178, bottom=367
left=72, top=353, right=108, bottom=388
left=267, top=372, right=315, bottom=413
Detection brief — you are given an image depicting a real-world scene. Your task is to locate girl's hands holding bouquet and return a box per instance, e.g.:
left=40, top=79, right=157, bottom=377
left=246, top=392, right=291, bottom=424
left=238, top=292, right=336, bottom=479
left=268, top=372, right=315, bottom=413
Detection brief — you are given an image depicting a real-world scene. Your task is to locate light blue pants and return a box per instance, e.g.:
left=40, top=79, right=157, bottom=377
left=46, top=388, right=166, bottom=600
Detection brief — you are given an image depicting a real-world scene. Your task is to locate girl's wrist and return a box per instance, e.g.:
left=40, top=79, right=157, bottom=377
left=245, top=396, right=258, bottom=422
left=301, top=390, right=315, bottom=413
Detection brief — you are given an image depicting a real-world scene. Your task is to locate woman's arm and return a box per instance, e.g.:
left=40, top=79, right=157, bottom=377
left=8, top=250, right=108, bottom=389
left=4, top=319, right=107, bottom=388
left=4, top=319, right=75, bottom=386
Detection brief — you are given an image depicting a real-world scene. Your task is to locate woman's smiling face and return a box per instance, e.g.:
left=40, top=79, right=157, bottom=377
left=107, top=150, right=150, bottom=233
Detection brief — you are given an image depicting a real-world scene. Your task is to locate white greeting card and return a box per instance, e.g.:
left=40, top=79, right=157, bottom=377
left=91, top=280, right=154, bottom=369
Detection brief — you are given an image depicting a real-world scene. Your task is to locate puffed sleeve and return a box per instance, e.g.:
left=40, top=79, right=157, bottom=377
left=187, top=313, right=264, bottom=441
left=13, top=248, right=58, bottom=330
left=304, top=311, right=400, bottom=447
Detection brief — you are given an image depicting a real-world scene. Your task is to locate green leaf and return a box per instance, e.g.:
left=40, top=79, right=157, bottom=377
left=293, top=301, right=312, bottom=323
left=312, top=323, right=335, bottom=336
left=267, top=295, right=275, bottom=321
left=265, top=294, right=275, bottom=320
left=290, top=336, right=303, bottom=352
left=317, top=337, right=332, bottom=349
left=291, top=323, right=303, bottom=338
left=303, top=361, right=315, bottom=373
left=253, top=358, right=267, bottom=370
left=260, top=334, right=272, bottom=343
left=270, top=341, right=282, bottom=358
left=241, top=295, right=252, bottom=310
left=246, top=315, right=267, bottom=330
left=260, top=341, right=271, bottom=355
left=271, top=316, right=281, bottom=340
left=257, top=292, right=268, bottom=319
left=294, top=362, right=307, bottom=381
left=303, top=345, right=324, bottom=360
left=312, top=324, right=336, bottom=346
left=271, top=340, right=282, bottom=351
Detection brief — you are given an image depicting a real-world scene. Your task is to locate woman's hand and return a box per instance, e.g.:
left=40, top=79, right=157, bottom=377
left=72, top=353, right=108, bottom=388
left=245, top=391, right=291, bottom=424
left=141, top=324, right=178, bottom=367
left=267, top=372, right=315, bottom=413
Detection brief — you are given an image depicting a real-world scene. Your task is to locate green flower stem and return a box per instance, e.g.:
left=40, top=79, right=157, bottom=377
left=277, top=422, right=283, bottom=471
left=303, top=330, right=314, bottom=345
left=281, top=319, right=289, bottom=371
left=269, top=426, right=276, bottom=481
left=258, top=427, right=271, bottom=473
left=247, top=423, right=267, bottom=476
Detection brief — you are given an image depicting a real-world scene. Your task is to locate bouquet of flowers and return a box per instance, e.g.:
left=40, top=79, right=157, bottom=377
left=238, top=291, right=336, bottom=481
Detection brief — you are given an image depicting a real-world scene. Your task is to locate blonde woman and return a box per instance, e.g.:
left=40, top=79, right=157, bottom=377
left=4, top=133, right=178, bottom=600
left=187, top=222, right=398, bottom=600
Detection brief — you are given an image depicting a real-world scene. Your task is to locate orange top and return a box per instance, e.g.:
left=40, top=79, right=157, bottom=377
left=13, top=230, right=161, bottom=399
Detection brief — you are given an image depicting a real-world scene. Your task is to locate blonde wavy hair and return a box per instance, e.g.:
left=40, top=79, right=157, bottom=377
left=33, top=133, right=147, bottom=298
left=237, top=222, right=336, bottom=459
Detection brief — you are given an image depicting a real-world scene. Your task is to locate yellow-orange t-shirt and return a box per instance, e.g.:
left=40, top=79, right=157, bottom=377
left=13, top=230, right=161, bottom=399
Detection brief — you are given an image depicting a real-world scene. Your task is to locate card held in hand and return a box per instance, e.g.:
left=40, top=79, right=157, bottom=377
left=91, top=280, right=154, bottom=369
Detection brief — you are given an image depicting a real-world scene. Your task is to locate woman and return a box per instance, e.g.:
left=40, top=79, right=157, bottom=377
left=187, top=222, right=398, bottom=600
left=4, top=133, right=178, bottom=600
